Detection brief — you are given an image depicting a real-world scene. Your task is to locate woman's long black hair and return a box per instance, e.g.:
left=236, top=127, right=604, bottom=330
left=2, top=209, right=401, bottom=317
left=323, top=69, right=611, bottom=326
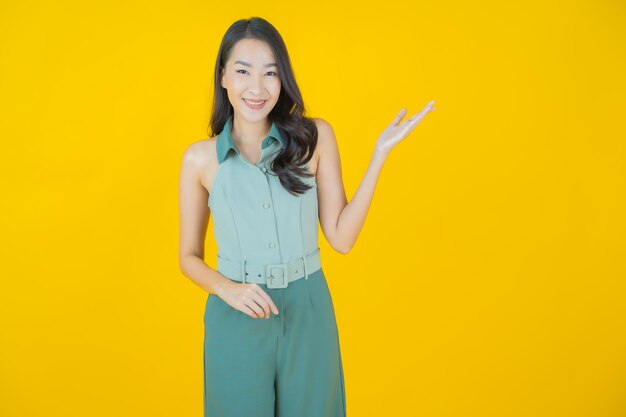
left=207, top=17, right=317, bottom=196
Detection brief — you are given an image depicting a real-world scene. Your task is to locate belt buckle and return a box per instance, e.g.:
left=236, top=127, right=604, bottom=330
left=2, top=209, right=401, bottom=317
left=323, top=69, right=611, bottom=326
left=266, top=264, right=289, bottom=289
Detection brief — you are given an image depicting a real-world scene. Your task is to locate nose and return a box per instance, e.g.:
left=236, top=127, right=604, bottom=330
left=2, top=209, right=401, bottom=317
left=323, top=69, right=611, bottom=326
left=248, top=74, right=264, bottom=95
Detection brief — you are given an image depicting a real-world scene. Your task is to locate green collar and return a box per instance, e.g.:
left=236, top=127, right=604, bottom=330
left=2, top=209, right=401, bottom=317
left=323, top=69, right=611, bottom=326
left=216, top=115, right=284, bottom=163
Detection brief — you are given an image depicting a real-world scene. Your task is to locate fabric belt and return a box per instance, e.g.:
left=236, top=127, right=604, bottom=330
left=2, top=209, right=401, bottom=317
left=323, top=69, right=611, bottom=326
left=217, top=247, right=321, bottom=289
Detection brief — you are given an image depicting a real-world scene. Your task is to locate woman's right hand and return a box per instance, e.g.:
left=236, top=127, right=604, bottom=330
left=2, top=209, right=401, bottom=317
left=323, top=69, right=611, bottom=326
left=215, top=280, right=280, bottom=319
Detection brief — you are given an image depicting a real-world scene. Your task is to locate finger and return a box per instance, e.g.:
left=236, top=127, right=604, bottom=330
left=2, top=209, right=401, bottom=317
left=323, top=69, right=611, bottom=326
left=255, top=285, right=279, bottom=315
left=241, top=286, right=266, bottom=318
left=390, top=108, right=407, bottom=127
left=403, top=112, right=424, bottom=130
left=246, top=300, right=265, bottom=318
left=419, top=101, right=436, bottom=115
left=413, top=101, right=435, bottom=119
left=248, top=285, right=269, bottom=318
left=240, top=303, right=261, bottom=318
left=251, top=293, right=270, bottom=318
left=239, top=293, right=264, bottom=318
left=406, top=103, right=434, bottom=126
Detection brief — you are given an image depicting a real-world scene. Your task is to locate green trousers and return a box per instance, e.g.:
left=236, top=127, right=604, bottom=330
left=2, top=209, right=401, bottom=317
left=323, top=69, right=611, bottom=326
left=203, top=267, right=347, bottom=417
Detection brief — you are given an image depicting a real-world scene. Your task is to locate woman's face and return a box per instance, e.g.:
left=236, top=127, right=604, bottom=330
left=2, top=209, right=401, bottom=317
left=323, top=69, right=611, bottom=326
left=220, top=38, right=281, bottom=123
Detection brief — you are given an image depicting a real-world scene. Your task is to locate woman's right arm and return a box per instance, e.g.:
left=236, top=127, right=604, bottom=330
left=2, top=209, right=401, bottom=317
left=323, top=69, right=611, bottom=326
left=177, top=140, right=279, bottom=319
left=177, top=140, right=233, bottom=296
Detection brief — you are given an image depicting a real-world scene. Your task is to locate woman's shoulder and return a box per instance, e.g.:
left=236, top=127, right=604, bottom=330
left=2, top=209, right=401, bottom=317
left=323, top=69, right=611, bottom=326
left=180, top=136, right=219, bottom=195
left=311, top=116, right=332, bottom=132
left=310, top=117, right=338, bottom=153
left=181, top=136, right=218, bottom=172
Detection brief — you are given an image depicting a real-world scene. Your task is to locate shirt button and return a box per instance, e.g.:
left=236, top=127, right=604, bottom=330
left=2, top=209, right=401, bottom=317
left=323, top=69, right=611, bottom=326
left=269, top=242, right=276, bottom=248
left=263, top=203, right=270, bottom=209
left=275, top=315, right=280, bottom=320
left=261, top=167, right=267, bottom=173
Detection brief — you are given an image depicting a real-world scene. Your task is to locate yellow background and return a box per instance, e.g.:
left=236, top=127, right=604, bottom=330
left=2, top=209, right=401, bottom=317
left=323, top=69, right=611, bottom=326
left=1, top=1, right=625, bottom=416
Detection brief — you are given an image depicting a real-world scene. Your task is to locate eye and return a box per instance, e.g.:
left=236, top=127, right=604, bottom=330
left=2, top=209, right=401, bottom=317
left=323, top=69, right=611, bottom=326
left=236, top=69, right=279, bottom=76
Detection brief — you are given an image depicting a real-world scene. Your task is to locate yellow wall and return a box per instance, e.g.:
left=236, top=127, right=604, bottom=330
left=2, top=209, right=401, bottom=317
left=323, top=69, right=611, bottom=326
left=1, top=1, right=625, bottom=416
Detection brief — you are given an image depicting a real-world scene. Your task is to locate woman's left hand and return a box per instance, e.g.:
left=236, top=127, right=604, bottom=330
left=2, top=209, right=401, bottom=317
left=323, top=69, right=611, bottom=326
left=374, top=100, right=436, bottom=157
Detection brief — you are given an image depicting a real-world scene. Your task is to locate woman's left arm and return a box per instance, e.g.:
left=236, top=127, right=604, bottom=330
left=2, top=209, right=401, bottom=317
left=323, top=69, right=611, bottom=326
left=315, top=100, right=436, bottom=254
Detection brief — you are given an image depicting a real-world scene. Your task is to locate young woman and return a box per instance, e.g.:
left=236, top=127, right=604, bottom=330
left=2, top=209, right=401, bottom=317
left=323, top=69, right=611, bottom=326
left=178, top=17, right=435, bottom=417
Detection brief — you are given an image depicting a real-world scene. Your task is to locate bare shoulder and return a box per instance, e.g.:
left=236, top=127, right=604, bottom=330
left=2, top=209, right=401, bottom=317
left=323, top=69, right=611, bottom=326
left=181, top=136, right=219, bottom=193
left=182, top=136, right=216, bottom=164
left=312, top=117, right=339, bottom=153
left=310, top=118, right=331, bottom=177
left=311, top=117, right=339, bottom=161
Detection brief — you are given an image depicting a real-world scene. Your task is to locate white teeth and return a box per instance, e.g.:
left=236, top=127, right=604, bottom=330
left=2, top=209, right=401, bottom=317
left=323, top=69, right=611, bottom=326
left=244, top=99, right=265, bottom=105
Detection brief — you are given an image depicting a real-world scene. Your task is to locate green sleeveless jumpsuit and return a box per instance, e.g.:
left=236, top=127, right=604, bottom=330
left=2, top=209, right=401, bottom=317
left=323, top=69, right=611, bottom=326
left=203, top=115, right=347, bottom=417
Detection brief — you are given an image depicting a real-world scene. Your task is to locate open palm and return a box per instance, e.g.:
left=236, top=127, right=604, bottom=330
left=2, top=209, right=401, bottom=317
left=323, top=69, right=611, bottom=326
left=375, top=100, right=436, bottom=156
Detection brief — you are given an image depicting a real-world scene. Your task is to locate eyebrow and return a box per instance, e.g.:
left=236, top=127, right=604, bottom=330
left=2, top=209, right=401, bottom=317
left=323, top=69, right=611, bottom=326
left=234, top=60, right=278, bottom=68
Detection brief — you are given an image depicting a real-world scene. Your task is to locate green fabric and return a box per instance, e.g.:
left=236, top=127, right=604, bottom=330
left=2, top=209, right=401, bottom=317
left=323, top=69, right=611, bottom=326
left=204, top=268, right=347, bottom=417
left=209, top=115, right=319, bottom=269
left=204, top=115, right=347, bottom=416
left=215, top=114, right=284, bottom=164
